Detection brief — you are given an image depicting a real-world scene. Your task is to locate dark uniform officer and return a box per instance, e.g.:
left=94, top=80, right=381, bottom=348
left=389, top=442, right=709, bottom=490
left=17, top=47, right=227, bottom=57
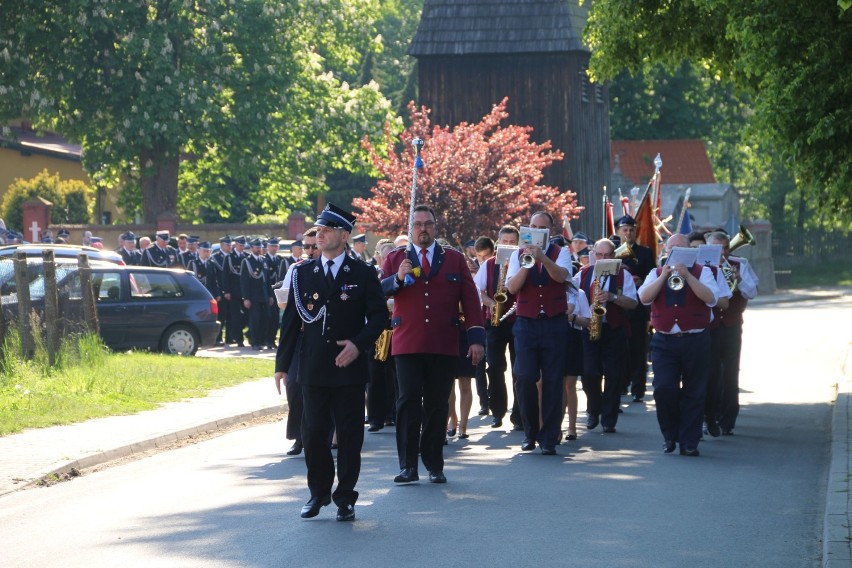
left=223, top=236, right=247, bottom=346
left=240, top=237, right=271, bottom=350
left=265, top=237, right=287, bottom=348
left=117, top=231, right=141, bottom=265
left=179, top=235, right=200, bottom=269
left=211, top=236, right=232, bottom=345
left=141, top=230, right=180, bottom=267
left=276, top=203, right=386, bottom=522
left=614, top=215, right=657, bottom=402
left=188, top=241, right=221, bottom=300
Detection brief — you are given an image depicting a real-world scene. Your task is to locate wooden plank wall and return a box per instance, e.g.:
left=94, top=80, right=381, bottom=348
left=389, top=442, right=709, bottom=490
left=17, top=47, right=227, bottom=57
left=417, top=52, right=610, bottom=236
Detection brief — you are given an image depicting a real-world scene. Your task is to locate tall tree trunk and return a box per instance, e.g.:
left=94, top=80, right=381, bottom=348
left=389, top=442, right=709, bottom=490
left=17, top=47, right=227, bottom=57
left=139, top=148, right=179, bottom=224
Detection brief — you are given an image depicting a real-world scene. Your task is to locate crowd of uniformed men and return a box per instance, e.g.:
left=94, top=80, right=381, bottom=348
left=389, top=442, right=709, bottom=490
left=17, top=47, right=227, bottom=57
left=255, top=202, right=760, bottom=522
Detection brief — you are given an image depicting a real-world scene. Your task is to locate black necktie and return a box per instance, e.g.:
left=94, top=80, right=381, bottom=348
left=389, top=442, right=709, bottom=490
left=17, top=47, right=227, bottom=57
left=325, top=259, right=335, bottom=290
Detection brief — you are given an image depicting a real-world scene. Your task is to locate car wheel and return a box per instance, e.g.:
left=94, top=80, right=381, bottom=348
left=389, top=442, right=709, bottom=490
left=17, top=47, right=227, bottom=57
left=160, top=324, right=199, bottom=356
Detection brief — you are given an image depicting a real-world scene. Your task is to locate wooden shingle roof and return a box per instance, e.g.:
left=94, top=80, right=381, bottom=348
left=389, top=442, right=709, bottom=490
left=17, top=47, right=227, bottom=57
left=407, top=0, right=589, bottom=57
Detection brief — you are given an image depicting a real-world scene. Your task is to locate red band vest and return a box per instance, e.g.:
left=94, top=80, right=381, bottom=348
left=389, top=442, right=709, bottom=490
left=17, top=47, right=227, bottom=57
left=515, top=245, right=568, bottom=319
left=650, top=264, right=712, bottom=332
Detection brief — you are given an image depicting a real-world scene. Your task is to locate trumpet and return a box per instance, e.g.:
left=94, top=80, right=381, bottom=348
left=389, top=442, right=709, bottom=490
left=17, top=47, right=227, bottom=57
left=520, top=251, right=536, bottom=268
left=667, top=272, right=685, bottom=291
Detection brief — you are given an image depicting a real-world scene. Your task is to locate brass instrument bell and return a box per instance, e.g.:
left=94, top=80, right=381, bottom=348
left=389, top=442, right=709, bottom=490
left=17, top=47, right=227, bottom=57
left=614, top=240, right=635, bottom=261
left=667, top=272, right=685, bottom=291
left=729, top=224, right=756, bottom=253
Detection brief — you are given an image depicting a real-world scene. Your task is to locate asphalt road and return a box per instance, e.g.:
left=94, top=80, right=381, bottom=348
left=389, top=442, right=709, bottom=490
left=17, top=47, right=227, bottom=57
left=1, top=295, right=848, bottom=568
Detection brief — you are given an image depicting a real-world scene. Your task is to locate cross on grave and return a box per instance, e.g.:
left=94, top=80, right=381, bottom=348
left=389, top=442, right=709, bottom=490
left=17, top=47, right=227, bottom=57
left=30, top=220, right=41, bottom=243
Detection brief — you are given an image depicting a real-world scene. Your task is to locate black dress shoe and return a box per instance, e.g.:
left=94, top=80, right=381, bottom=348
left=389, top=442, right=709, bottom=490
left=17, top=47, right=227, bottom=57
left=300, top=495, right=331, bottom=518
left=446, top=427, right=456, bottom=437
left=721, top=428, right=735, bottom=436
left=521, top=439, right=536, bottom=451
left=705, top=420, right=721, bottom=437
left=602, top=426, right=616, bottom=433
left=632, top=396, right=644, bottom=403
left=393, top=468, right=419, bottom=483
left=586, top=415, right=599, bottom=430
left=565, top=432, right=578, bottom=441
left=512, top=424, right=524, bottom=431
left=331, top=443, right=338, bottom=450
left=367, top=423, right=382, bottom=432
left=540, top=446, right=556, bottom=456
left=336, top=504, right=355, bottom=522
left=680, top=446, right=700, bottom=457
left=491, top=417, right=503, bottom=428
left=286, top=441, right=303, bottom=456
left=663, top=440, right=677, bottom=453
left=428, top=471, right=447, bottom=484
left=458, top=432, right=469, bottom=439
left=478, top=406, right=489, bottom=416
left=384, top=419, right=395, bottom=427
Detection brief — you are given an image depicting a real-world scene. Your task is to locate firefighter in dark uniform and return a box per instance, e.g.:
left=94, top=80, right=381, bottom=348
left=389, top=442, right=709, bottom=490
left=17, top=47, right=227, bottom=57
left=117, top=231, right=141, bottom=265
left=265, top=237, right=286, bottom=348
left=240, top=237, right=270, bottom=350
left=211, top=236, right=231, bottom=345
left=223, top=236, right=247, bottom=346
left=141, top=230, right=180, bottom=267
left=613, top=215, right=657, bottom=402
left=179, top=235, right=200, bottom=269
left=188, top=241, right=221, bottom=300
left=275, top=203, right=386, bottom=522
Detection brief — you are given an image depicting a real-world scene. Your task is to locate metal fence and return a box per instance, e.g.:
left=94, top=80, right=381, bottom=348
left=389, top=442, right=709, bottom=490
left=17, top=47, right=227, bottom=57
left=772, top=229, right=852, bottom=269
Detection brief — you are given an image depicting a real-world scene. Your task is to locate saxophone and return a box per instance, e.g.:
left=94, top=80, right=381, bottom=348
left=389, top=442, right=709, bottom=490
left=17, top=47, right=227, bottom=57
left=588, top=274, right=607, bottom=341
left=491, top=260, right=509, bottom=326
left=374, top=329, right=392, bottom=361
left=374, top=299, right=393, bottom=361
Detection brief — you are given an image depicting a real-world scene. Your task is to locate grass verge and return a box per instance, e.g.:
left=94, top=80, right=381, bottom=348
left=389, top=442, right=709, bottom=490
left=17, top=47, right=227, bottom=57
left=0, top=333, right=271, bottom=436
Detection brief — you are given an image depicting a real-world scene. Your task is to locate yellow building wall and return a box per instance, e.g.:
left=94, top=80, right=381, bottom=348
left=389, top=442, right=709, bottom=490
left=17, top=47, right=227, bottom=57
left=0, top=147, right=121, bottom=222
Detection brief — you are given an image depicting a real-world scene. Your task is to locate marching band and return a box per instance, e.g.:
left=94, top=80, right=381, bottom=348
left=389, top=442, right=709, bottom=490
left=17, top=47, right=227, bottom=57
left=111, top=195, right=758, bottom=520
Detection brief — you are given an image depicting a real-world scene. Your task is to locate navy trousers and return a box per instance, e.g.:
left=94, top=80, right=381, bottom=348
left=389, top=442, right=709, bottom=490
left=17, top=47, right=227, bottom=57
left=513, top=316, right=568, bottom=448
left=651, top=330, right=711, bottom=449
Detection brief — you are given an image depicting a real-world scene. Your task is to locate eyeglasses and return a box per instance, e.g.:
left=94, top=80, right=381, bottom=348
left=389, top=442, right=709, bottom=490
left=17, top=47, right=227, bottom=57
left=304, top=244, right=318, bottom=250
left=413, top=221, right=436, bottom=229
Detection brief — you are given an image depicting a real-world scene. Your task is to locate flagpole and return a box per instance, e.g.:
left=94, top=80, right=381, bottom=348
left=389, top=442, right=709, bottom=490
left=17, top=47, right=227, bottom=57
left=405, top=138, right=425, bottom=286
left=407, top=138, right=425, bottom=250
left=601, top=186, right=608, bottom=240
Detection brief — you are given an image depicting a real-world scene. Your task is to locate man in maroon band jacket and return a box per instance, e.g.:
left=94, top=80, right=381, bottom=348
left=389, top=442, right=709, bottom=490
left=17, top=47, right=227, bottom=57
left=381, top=204, right=485, bottom=485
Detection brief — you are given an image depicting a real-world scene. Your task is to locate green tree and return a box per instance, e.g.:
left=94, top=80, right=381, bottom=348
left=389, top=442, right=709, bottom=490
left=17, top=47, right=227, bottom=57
left=1, top=169, right=93, bottom=230
left=0, top=0, right=393, bottom=224
left=586, top=0, right=852, bottom=223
